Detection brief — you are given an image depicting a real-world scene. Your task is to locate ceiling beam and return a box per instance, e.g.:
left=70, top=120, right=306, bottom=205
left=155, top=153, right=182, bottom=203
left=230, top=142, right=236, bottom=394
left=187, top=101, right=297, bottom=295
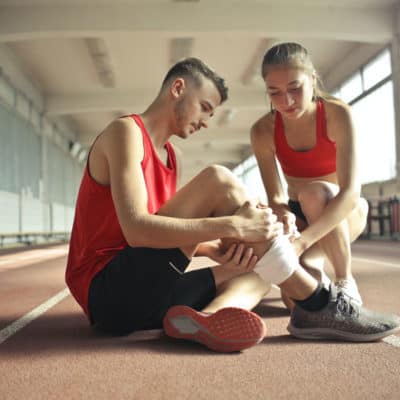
left=0, top=4, right=393, bottom=43
left=241, top=38, right=276, bottom=85
left=86, top=38, right=116, bottom=88
left=44, top=89, right=266, bottom=115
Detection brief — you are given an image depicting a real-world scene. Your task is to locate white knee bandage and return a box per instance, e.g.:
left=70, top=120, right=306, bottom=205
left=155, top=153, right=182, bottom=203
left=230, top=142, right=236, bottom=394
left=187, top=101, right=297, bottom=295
left=254, top=235, right=300, bottom=285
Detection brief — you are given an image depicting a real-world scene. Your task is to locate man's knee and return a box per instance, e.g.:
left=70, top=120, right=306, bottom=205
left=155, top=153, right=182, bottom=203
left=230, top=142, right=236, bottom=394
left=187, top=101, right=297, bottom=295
left=202, top=164, right=235, bottom=185
left=202, top=164, right=245, bottom=198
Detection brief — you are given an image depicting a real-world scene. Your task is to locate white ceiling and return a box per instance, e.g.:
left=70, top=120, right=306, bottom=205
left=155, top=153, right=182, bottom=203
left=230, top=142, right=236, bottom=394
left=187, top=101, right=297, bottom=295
left=0, top=0, right=398, bottom=183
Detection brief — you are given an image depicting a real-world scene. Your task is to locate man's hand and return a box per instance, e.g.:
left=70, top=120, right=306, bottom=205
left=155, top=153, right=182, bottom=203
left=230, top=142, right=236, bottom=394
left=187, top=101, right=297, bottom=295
left=195, top=240, right=229, bottom=264
left=220, top=243, right=258, bottom=278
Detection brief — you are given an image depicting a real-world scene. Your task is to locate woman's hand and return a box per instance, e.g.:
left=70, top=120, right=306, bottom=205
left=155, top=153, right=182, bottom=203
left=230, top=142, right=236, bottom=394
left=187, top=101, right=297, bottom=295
left=290, top=236, right=308, bottom=257
left=282, top=211, right=300, bottom=239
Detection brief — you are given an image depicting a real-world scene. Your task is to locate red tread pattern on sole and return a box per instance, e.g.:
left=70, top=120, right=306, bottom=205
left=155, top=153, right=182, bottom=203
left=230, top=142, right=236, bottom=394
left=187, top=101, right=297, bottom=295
left=163, top=305, right=267, bottom=353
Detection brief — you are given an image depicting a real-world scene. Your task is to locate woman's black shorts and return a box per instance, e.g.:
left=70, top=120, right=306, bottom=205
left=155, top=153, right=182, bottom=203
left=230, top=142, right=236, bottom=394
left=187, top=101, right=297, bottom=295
left=288, top=199, right=308, bottom=223
left=88, top=246, right=216, bottom=335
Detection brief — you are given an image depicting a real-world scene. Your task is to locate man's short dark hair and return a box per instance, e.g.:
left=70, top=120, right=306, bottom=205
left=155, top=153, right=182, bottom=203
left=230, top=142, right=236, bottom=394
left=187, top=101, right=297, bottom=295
left=162, top=57, right=228, bottom=103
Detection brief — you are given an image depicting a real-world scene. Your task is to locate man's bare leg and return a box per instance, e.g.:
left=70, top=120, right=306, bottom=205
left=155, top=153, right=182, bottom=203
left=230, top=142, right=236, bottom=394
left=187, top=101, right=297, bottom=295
left=202, top=272, right=270, bottom=313
left=160, top=166, right=400, bottom=345
left=158, top=165, right=274, bottom=309
left=158, top=165, right=318, bottom=311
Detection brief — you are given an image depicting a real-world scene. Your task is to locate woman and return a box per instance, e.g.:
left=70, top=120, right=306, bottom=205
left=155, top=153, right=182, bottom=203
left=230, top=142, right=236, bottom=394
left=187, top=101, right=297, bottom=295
left=251, top=42, right=368, bottom=308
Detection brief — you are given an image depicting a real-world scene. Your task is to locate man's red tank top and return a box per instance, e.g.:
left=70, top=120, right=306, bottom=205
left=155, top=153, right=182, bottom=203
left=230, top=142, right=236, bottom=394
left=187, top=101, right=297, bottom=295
left=65, top=114, right=177, bottom=317
left=274, top=100, right=336, bottom=178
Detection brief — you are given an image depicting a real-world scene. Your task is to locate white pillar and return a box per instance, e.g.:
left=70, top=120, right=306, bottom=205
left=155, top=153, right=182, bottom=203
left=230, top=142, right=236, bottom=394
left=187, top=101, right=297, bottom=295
left=40, top=115, right=51, bottom=232
left=391, top=4, right=400, bottom=193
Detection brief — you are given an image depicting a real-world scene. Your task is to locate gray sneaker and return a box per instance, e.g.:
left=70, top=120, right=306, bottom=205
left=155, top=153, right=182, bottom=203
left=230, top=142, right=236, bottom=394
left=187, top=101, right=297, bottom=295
left=287, top=285, right=400, bottom=342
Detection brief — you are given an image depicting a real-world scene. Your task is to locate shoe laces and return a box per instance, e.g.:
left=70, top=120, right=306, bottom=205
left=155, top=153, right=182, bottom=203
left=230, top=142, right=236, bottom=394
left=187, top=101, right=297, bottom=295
left=335, top=279, right=353, bottom=291
left=336, top=292, right=357, bottom=316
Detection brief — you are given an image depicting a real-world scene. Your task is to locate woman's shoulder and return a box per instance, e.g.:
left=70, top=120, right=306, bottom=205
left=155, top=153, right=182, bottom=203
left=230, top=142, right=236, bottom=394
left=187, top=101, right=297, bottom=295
left=322, top=97, right=354, bottom=141
left=322, top=97, right=352, bottom=122
left=251, top=112, right=275, bottom=141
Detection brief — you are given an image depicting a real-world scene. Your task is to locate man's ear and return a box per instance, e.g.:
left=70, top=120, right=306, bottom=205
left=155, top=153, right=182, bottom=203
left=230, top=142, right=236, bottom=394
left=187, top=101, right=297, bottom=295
left=171, top=78, right=185, bottom=98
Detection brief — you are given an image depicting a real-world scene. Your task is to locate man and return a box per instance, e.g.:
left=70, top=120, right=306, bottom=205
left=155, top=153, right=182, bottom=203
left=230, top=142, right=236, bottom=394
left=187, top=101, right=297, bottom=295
left=66, top=58, right=399, bottom=353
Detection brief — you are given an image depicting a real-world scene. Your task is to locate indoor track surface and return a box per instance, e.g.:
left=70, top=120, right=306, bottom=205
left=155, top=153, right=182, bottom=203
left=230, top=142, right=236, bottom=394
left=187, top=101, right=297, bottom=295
left=0, top=240, right=399, bottom=400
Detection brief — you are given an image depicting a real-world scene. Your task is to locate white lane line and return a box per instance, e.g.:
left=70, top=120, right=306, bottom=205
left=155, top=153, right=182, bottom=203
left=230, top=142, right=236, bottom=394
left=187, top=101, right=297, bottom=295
left=0, top=288, right=70, bottom=345
left=383, top=335, right=400, bottom=347
left=353, top=257, right=400, bottom=269
left=0, top=249, right=69, bottom=271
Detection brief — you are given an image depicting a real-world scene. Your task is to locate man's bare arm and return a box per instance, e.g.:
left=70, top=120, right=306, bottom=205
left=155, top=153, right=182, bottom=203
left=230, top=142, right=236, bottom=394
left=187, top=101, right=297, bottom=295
left=102, top=118, right=274, bottom=248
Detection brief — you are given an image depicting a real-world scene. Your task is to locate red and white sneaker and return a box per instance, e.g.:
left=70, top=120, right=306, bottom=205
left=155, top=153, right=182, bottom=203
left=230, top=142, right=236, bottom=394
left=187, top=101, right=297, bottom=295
left=163, top=305, right=267, bottom=353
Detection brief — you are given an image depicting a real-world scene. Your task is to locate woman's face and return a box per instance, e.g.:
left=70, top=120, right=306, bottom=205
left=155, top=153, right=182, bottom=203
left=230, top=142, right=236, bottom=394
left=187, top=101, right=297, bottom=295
left=264, top=65, right=315, bottom=119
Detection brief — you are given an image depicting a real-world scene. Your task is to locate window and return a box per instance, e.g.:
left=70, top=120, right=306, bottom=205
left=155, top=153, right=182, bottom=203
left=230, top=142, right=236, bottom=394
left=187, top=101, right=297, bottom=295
left=363, top=48, right=391, bottom=91
left=332, top=48, right=395, bottom=184
left=340, top=72, right=363, bottom=103
left=233, top=156, right=266, bottom=202
left=352, top=81, right=396, bottom=183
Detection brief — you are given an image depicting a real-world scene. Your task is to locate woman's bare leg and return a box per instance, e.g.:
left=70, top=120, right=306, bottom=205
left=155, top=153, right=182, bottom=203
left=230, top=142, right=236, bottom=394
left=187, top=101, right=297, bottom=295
left=280, top=182, right=368, bottom=310
left=298, top=182, right=368, bottom=280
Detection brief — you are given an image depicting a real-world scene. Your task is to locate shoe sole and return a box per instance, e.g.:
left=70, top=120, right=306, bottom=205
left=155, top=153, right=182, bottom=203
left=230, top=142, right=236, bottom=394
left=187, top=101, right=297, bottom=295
left=287, top=323, right=400, bottom=342
left=163, top=305, right=267, bottom=352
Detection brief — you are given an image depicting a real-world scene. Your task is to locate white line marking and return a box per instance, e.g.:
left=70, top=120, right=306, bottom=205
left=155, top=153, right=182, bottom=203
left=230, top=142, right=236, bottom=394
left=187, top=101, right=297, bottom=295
left=0, top=288, right=70, bottom=345
left=0, top=248, right=69, bottom=270
left=383, top=335, right=400, bottom=348
left=353, top=257, right=400, bottom=269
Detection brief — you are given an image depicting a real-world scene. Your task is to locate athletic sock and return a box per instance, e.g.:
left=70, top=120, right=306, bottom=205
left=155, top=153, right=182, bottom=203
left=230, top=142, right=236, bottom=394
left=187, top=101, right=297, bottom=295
left=294, top=283, right=330, bottom=312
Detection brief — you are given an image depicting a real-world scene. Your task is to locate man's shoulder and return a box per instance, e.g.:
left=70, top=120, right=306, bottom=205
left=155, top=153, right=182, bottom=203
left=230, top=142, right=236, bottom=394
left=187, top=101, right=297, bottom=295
left=107, top=116, right=140, bottom=135
left=91, top=116, right=145, bottom=167
left=99, top=116, right=143, bottom=148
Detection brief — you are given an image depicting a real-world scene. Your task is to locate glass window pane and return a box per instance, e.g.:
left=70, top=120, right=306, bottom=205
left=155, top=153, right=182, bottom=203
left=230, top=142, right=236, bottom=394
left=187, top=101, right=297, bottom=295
left=363, top=49, right=391, bottom=90
left=352, top=80, right=396, bottom=184
left=241, top=165, right=267, bottom=203
left=0, top=78, right=15, bottom=106
left=340, top=72, right=363, bottom=103
left=331, top=89, right=341, bottom=100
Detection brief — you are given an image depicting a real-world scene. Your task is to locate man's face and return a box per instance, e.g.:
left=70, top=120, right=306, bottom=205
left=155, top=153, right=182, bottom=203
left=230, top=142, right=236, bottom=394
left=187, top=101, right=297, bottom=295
left=173, top=77, right=221, bottom=138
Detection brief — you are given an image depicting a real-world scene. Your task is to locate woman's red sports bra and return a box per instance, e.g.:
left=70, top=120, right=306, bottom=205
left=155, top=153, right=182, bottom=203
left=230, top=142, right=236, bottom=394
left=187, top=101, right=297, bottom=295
left=274, top=100, right=336, bottom=178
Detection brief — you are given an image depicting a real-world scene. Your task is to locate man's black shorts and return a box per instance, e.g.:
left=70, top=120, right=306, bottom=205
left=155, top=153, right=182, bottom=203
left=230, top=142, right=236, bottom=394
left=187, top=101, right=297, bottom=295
left=88, top=246, right=216, bottom=335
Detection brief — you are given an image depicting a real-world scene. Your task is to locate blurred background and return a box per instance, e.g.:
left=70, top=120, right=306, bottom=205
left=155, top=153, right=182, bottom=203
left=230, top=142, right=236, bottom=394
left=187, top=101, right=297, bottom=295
left=0, top=0, right=399, bottom=246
